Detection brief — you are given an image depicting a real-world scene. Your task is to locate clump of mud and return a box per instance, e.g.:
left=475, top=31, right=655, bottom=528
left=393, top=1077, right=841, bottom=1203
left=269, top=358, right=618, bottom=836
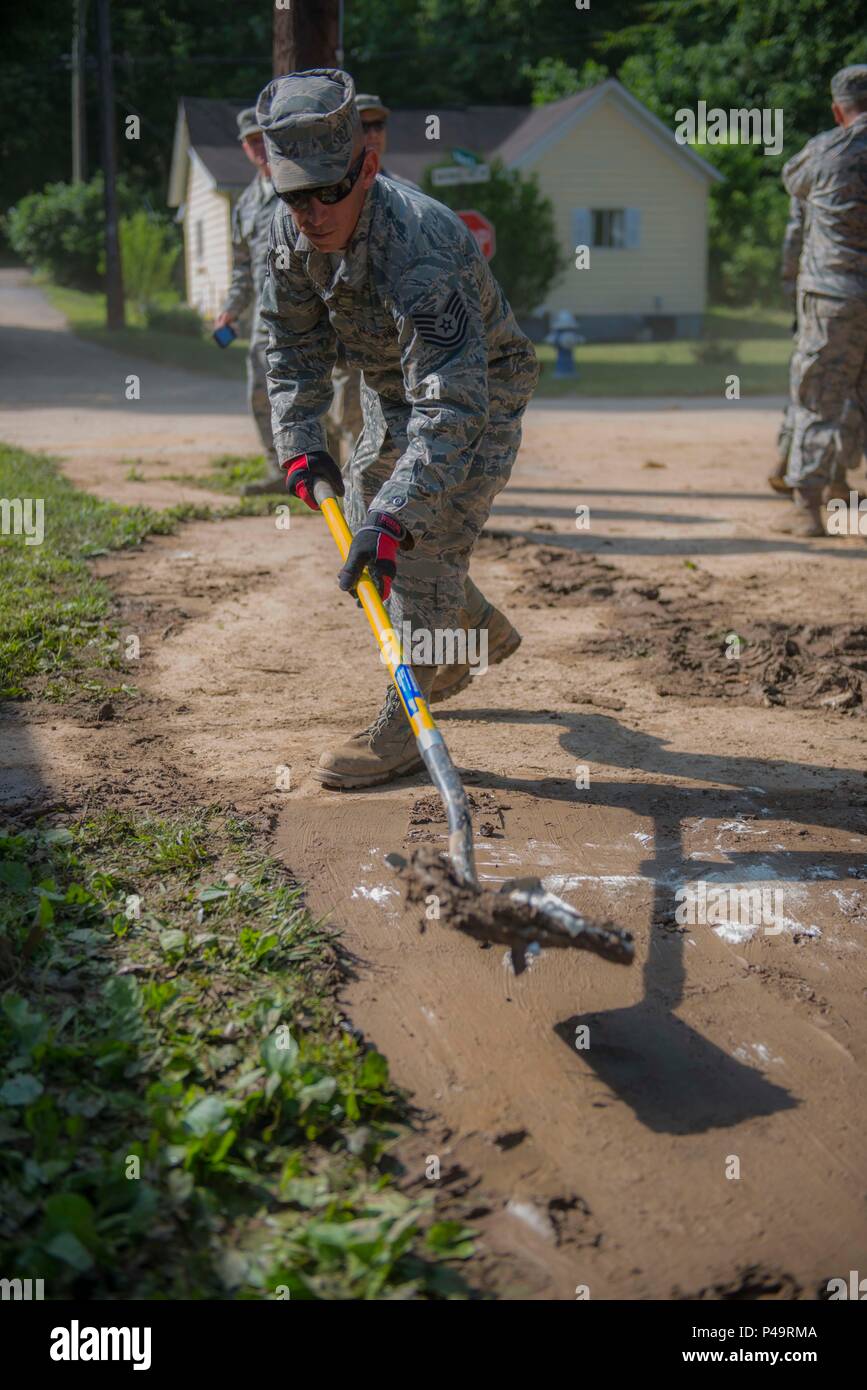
left=674, top=1264, right=802, bottom=1300
left=385, top=846, right=633, bottom=968
left=408, top=789, right=508, bottom=842
left=477, top=532, right=626, bottom=604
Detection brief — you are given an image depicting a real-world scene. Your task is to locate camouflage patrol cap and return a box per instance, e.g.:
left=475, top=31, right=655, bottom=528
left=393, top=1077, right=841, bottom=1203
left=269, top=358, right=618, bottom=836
left=236, top=107, right=262, bottom=141
left=831, top=65, right=867, bottom=103
left=355, top=93, right=390, bottom=119
left=255, top=69, right=361, bottom=193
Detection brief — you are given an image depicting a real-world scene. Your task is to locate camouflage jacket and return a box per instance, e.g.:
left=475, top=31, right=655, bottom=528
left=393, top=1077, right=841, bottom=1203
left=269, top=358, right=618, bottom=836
left=782, top=113, right=867, bottom=300
left=378, top=167, right=420, bottom=192
left=222, top=173, right=278, bottom=319
left=781, top=195, right=804, bottom=296
left=259, top=176, right=539, bottom=540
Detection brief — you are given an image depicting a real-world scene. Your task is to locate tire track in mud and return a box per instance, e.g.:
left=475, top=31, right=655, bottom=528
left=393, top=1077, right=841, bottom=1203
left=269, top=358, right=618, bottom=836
left=478, top=531, right=867, bottom=714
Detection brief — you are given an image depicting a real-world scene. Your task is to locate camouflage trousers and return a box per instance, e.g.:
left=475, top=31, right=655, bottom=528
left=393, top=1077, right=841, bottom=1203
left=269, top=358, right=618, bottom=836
left=325, top=356, right=363, bottom=467
left=248, top=319, right=279, bottom=472
left=777, top=400, right=864, bottom=477
left=343, top=391, right=526, bottom=638
left=786, top=293, right=867, bottom=488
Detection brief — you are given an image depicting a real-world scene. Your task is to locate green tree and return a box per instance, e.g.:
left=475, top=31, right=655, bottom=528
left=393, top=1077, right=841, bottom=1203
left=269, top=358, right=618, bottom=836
left=613, top=0, right=867, bottom=303
left=522, top=57, right=609, bottom=106
left=422, top=159, right=566, bottom=315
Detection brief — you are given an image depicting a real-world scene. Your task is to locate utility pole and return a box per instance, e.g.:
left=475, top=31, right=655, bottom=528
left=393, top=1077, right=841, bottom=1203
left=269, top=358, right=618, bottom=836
left=96, top=0, right=125, bottom=328
left=273, top=0, right=340, bottom=76
left=72, top=0, right=88, bottom=183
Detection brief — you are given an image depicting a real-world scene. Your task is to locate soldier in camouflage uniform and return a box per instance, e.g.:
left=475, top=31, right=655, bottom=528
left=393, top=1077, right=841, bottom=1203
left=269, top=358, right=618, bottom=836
left=771, top=163, right=864, bottom=495
left=214, top=108, right=282, bottom=493
left=324, top=93, right=417, bottom=467
left=778, top=66, right=867, bottom=536
left=256, top=69, right=538, bottom=788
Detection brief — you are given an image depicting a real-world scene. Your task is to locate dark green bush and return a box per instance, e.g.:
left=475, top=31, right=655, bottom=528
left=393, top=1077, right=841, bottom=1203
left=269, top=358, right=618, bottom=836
left=6, top=175, right=135, bottom=290
left=119, top=211, right=181, bottom=315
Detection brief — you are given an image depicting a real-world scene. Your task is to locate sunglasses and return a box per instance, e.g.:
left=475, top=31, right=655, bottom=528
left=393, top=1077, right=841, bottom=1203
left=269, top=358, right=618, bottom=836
left=277, top=150, right=367, bottom=211
left=362, top=119, right=386, bottom=132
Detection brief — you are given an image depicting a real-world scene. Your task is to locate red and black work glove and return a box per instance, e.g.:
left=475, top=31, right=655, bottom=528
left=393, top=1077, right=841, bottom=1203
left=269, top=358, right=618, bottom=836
left=338, top=511, right=408, bottom=602
left=282, top=450, right=345, bottom=510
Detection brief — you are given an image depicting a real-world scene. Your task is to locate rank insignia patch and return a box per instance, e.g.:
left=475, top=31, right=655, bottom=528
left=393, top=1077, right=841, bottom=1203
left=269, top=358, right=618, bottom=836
left=413, top=289, right=469, bottom=349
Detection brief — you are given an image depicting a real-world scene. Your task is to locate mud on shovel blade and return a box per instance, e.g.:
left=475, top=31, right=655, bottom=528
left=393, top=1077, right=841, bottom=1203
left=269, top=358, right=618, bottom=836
left=311, top=477, right=633, bottom=968
left=386, top=846, right=634, bottom=972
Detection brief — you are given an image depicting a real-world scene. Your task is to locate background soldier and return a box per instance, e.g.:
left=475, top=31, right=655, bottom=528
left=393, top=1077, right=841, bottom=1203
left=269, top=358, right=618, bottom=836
left=354, top=93, right=417, bottom=186
left=257, top=69, right=537, bottom=788
left=214, top=108, right=282, bottom=493
left=778, top=66, right=867, bottom=536
left=771, top=168, right=864, bottom=497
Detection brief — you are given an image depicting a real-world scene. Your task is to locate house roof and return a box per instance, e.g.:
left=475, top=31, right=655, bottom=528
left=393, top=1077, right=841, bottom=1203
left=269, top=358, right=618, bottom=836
left=167, top=79, right=722, bottom=206
left=500, top=80, right=724, bottom=184
left=495, top=87, right=599, bottom=166
left=168, top=97, right=256, bottom=206
left=380, top=106, right=527, bottom=186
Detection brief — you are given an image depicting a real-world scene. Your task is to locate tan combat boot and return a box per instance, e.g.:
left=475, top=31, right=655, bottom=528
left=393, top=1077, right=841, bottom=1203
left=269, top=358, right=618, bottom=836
left=431, top=603, right=522, bottom=703
left=767, top=457, right=793, bottom=495
left=314, top=666, right=436, bottom=789
left=774, top=486, right=825, bottom=537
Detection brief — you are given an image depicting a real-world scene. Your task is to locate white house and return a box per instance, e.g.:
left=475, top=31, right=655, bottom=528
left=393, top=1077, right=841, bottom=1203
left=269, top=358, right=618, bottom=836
left=168, top=98, right=254, bottom=320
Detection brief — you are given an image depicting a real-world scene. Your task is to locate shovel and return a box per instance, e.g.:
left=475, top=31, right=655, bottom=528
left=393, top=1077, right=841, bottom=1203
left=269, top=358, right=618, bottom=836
left=312, top=477, right=634, bottom=972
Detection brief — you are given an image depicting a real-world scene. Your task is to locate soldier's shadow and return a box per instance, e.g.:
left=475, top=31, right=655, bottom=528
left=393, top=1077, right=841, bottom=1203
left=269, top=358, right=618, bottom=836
left=441, top=707, right=845, bottom=1133
left=553, top=1003, right=791, bottom=1133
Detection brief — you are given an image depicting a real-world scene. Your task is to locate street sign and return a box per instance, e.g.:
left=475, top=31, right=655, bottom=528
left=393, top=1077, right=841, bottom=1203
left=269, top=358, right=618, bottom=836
left=430, top=164, right=491, bottom=187
left=457, top=209, right=496, bottom=260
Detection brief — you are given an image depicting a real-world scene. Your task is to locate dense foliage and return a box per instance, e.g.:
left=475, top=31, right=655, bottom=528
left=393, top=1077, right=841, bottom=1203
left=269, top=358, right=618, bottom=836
left=6, top=176, right=133, bottom=289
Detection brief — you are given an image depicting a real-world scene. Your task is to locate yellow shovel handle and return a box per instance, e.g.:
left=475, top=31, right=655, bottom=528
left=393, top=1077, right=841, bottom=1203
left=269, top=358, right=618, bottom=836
left=316, top=489, right=436, bottom=735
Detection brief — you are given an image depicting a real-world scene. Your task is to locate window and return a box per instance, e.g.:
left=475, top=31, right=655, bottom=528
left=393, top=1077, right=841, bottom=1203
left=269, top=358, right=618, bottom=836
left=592, top=209, right=626, bottom=248
left=195, top=218, right=204, bottom=259
left=572, top=208, right=641, bottom=250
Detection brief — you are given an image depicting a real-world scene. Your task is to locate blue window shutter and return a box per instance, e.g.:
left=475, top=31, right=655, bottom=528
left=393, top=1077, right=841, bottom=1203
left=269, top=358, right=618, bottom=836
left=572, top=207, right=592, bottom=248
left=625, top=208, right=641, bottom=249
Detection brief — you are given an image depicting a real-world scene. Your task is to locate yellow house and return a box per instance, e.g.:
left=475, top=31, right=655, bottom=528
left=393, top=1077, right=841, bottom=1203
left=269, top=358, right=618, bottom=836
left=385, top=79, right=724, bottom=340
left=498, top=79, right=724, bottom=338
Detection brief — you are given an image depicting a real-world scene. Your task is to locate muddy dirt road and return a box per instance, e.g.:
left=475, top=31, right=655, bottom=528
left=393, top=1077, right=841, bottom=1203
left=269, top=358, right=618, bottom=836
left=3, top=273, right=867, bottom=1299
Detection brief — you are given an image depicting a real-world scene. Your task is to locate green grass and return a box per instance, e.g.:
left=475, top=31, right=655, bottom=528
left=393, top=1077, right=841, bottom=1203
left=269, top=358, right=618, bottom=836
left=163, top=453, right=289, bottom=496
left=535, top=306, right=791, bottom=397
left=0, top=444, right=302, bottom=701
left=0, top=808, right=472, bottom=1299
left=45, top=279, right=791, bottom=398
left=43, top=284, right=247, bottom=381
